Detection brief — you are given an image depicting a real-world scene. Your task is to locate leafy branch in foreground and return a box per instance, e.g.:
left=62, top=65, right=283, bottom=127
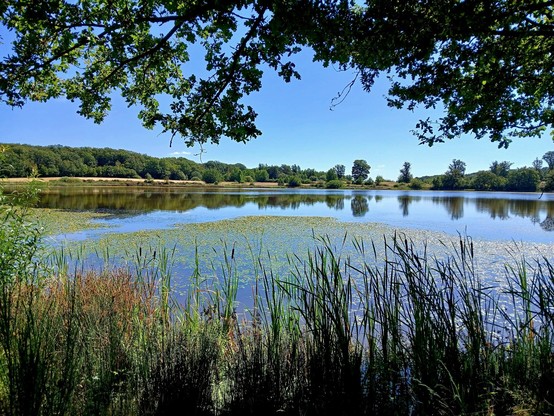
left=1, top=1, right=553, bottom=148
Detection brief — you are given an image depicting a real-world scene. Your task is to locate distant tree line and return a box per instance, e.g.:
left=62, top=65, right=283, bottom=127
left=0, top=143, right=331, bottom=185
left=429, top=152, right=554, bottom=192
left=1, top=144, right=553, bottom=192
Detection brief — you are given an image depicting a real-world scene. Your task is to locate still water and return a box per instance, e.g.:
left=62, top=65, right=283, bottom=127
left=37, top=187, right=554, bottom=243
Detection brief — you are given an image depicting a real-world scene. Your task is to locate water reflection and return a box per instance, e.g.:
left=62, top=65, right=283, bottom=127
left=32, top=187, right=554, bottom=237
left=351, top=195, right=369, bottom=217
left=398, top=195, right=421, bottom=217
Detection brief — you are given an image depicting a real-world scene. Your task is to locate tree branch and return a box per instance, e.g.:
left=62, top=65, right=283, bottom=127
left=12, top=0, right=224, bottom=77
left=102, top=21, right=184, bottom=83
left=193, top=7, right=267, bottom=125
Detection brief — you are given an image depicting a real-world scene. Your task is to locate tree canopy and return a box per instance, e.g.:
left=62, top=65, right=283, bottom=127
left=351, top=159, right=370, bottom=184
left=1, top=1, right=553, bottom=148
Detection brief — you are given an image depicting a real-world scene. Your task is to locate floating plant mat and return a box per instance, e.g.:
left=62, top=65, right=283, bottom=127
left=29, top=208, right=112, bottom=235
left=51, top=216, right=554, bottom=304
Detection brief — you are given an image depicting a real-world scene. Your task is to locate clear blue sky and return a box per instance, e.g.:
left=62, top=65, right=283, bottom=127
left=1, top=48, right=553, bottom=179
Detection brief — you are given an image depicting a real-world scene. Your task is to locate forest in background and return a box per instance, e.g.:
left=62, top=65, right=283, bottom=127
left=1, top=143, right=554, bottom=193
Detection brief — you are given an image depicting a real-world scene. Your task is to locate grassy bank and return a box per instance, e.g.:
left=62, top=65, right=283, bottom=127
left=1, top=176, right=410, bottom=191
left=1, top=189, right=553, bottom=415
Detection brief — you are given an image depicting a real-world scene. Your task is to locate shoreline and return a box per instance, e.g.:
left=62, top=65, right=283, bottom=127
left=0, top=176, right=406, bottom=190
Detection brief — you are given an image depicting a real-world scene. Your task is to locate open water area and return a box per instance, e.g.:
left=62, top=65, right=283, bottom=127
left=35, top=187, right=554, bottom=242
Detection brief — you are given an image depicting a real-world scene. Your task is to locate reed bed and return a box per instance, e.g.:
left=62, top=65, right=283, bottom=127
left=1, top=189, right=554, bottom=415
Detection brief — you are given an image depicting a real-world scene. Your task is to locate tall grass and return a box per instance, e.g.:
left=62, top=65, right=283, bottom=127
left=1, top=187, right=554, bottom=414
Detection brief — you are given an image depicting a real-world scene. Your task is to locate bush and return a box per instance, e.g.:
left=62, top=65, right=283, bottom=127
left=287, top=176, right=302, bottom=187
left=364, top=177, right=374, bottom=186
left=58, top=176, right=83, bottom=183
left=254, top=169, right=269, bottom=182
left=471, top=171, right=506, bottom=191
left=431, top=176, right=443, bottom=190
left=202, top=169, right=221, bottom=184
left=171, top=170, right=187, bottom=181
left=409, top=178, right=424, bottom=190
left=325, top=180, right=343, bottom=189
left=228, top=168, right=243, bottom=183
left=243, top=175, right=254, bottom=183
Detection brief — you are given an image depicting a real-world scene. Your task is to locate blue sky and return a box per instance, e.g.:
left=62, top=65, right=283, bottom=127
left=1, top=47, right=553, bottom=179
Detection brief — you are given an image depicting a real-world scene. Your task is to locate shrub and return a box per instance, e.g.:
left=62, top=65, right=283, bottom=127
left=171, top=170, right=187, bottom=181
left=326, top=180, right=343, bottom=189
left=431, top=176, right=443, bottom=190
left=472, top=171, right=505, bottom=191
left=202, top=169, right=221, bottom=184
left=254, top=169, right=269, bottom=182
left=409, top=178, right=424, bottom=190
left=287, top=176, right=302, bottom=187
left=228, top=168, right=243, bottom=183
left=58, top=176, right=83, bottom=183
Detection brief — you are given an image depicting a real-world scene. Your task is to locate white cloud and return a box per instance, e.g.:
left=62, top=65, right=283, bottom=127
left=168, top=151, right=192, bottom=156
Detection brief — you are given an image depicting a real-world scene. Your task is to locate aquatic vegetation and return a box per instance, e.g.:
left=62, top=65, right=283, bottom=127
left=28, top=208, right=111, bottom=235
left=2, top=187, right=554, bottom=415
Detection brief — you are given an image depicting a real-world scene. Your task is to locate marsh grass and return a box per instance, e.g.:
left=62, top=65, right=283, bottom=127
left=1, top=186, right=554, bottom=414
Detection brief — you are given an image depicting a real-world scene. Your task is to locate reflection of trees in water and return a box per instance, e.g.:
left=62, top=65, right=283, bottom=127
left=475, top=198, right=553, bottom=231
left=398, top=196, right=410, bottom=217
left=432, top=197, right=464, bottom=220
left=541, top=204, right=554, bottom=231
left=36, top=188, right=554, bottom=231
left=38, top=189, right=350, bottom=214
left=475, top=199, right=510, bottom=219
left=38, top=189, right=251, bottom=212
left=325, top=195, right=344, bottom=210
left=351, top=195, right=369, bottom=217
left=256, top=194, right=327, bottom=210
left=397, top=196, right=421, bottom=217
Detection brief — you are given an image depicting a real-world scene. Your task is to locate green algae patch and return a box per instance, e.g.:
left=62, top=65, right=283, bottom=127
left=29, top=208, right=112, bottom=235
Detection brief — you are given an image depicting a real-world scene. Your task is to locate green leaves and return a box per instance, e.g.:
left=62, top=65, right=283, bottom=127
left=351, top=1, right=554, bottom=147
left=1, top=0, right=553, bottom=147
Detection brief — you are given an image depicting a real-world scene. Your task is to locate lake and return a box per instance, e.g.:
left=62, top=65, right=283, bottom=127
left=25, top=185, right=554, bottom=315
left=36, top=187, right=554, bottom=243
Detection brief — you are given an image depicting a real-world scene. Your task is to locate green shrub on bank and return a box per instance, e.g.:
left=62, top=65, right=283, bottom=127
left=287, top=176, right=302, bottom=187
left=409, top=178, right=424, bottom=189
left=202, top=169, right=221, bottom=184
left=325, top=179, right=343, bottom=189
